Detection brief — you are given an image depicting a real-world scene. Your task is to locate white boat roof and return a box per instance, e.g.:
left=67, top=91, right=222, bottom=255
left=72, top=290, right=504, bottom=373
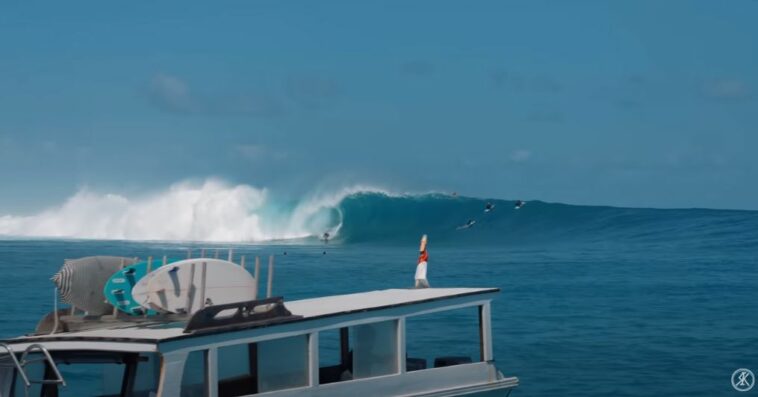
left=4, top=287, right=498, bottom=348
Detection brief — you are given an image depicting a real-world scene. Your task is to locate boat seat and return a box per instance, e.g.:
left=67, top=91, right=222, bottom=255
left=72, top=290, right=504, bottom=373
left=218, top=374, right=257, bottom=397
left=433, top=356, right=472, bottom=368
left=319, top=364, right=343, bottom=384
left=406, top=357, right=427, bottom=371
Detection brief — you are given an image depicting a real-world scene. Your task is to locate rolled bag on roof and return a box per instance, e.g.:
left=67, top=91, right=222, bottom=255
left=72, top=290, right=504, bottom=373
left=51, top=256, right=137, bottom=316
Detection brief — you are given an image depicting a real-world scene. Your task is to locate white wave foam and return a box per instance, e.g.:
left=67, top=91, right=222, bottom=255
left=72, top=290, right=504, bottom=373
left=0, top=179, right=391, bottom=242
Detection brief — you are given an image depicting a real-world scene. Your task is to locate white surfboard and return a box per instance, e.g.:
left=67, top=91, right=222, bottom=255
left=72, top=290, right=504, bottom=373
left=456, top=220, right=476, bottom=230
left=131, top=258, right=256, bottom=315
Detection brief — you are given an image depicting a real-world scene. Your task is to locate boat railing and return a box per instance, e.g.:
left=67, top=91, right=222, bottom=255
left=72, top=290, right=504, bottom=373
left=0, top=343, right=67, bottom=393
left=19, top=344, right=66, bottom=387
left=0, top=343, right=30, bottom=387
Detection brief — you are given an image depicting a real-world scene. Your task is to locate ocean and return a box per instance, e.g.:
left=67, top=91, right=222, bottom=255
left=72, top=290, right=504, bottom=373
left=1, top=193, right=757, bottom=396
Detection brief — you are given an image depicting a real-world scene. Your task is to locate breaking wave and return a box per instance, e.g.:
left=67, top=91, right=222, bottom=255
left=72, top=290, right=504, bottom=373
left=337, top=193, right=758, bottom=249
left=0, top=179, right=386, bottom=242
left=1, top=179, right=757, bottom=249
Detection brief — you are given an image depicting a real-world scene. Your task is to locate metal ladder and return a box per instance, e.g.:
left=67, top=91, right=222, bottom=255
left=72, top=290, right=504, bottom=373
left=0, top=343, right=66, bottom=395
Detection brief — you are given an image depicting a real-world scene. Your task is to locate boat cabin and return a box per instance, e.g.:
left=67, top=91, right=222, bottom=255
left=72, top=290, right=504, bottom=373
left=0, top=288, right=518, bottom=397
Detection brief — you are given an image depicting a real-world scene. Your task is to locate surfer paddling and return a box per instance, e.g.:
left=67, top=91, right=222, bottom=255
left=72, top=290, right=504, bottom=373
left=414, top=234, right=430, bottom=288
left=457, top=219, right=476, bottom=230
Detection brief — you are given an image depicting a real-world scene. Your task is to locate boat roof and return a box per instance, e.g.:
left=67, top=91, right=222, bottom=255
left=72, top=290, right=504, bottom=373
left=2, top=287, right=498, bottom=350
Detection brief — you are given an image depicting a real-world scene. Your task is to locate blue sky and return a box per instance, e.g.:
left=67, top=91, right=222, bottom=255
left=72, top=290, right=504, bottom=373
left=1, top=1, right=756, bottom=211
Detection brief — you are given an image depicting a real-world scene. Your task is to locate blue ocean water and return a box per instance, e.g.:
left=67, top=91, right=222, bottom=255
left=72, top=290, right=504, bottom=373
left=1, top=194, right=757, bottom=396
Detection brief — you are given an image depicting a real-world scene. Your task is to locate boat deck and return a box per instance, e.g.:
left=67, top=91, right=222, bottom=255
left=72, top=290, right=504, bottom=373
left=2, top=287, right=498, bottom=347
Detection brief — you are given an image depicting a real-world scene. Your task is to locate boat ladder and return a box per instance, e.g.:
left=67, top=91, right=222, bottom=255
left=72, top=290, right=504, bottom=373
left=0, top=343, right=66, bottom=394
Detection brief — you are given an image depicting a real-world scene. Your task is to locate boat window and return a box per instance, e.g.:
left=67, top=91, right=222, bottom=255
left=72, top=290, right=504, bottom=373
left=318, top=327, right=352, bottom=384
left=0, top=365, right=13, bottom=396
left=218, top=343, right=257, bottom=397
left=7, top=351, right=159, bottom=397
left=130, top=353, right=162, bottom=395
left=58, top=362, right=124, bottom=397
left=181, top=350, right=208, bottom=397
left=215, top=336, right=309, bottom=396
left=352, top=320, right=399, bottom=379
left=257, top=334, right=308, bottom=393
left=405, top=307, right=481, bottom=371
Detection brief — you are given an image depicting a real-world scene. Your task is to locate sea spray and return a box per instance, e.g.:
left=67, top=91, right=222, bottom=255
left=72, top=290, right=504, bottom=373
left=0, top=179, right=388, bottom=242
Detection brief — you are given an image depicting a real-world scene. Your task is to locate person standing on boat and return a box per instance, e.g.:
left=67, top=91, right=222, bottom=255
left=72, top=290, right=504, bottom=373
left=415, top=234, right=430, bottom=288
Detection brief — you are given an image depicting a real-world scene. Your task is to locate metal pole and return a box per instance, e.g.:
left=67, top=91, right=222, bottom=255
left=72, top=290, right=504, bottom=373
left=214, top=249, right=219, bottom=259
left=253, top=257, right=260, bottom=299
left=51, top=288, right=59, bottom=335
left=199, top=262, right=208, bottom=310
left=240, top=255, right=246, bottom=270
left=185, top=262, right=196, bottom=314
left=266, top=255, right=274, bottom=298
left=113, top=258, right=125, bottom=317
left=200, top=248, right=206, bottom=258
left=144, top=257, right=153, bottom=319
left=187, top=248, right=192, bottom=259
left=228, top=248, right=233, bottom=262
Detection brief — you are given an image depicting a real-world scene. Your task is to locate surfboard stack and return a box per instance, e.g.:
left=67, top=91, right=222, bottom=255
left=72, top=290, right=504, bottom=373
left=50, top=255, right=258, bottom=318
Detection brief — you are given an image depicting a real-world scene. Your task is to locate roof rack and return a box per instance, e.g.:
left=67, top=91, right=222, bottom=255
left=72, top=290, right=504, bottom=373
left=184, top=296, right=302, bottom=334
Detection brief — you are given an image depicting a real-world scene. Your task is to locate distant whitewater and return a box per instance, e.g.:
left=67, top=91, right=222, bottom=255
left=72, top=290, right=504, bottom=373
left=1, top=179, right=757, bottom=248
left=0, top=180, right=381, bottom=242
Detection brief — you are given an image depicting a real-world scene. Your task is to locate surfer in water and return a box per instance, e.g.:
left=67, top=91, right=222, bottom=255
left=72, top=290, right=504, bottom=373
left=322, top=232, right=330, bottom=244
left=514, top=200, right=525, bottom=209
left=457, top=219, right=476, bottom=230
left=484, top=202, right=495, bottom=212
left=415, top=234, right=430, bottom=288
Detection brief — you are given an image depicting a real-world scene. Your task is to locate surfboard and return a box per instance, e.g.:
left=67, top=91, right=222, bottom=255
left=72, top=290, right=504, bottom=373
left=419, top=234, right=428, bottom=252
left=103, top=258, right=181, bottom=315
left=456, top=221, right=476, bottom=230
left=52, top=256, right=138, bottom=316
left=131, top=258, right=257, bottom=315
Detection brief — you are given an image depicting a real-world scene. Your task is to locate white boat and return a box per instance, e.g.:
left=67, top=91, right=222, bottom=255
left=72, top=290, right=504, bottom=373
left=0, top=256, right=519, bottom=397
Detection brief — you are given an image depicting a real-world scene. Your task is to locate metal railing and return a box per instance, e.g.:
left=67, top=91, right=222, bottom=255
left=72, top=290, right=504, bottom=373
left=0, top=343, right=30, bottom=387
left=0, top=343, right=66, bottom=395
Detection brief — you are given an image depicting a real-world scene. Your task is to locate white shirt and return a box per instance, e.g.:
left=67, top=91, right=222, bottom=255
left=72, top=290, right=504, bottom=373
left=415, top=261, right=427, bottom=280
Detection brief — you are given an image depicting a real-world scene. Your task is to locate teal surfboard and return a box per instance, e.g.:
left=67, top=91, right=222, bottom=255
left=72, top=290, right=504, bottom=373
left=103, top=258, right=180, bottom=315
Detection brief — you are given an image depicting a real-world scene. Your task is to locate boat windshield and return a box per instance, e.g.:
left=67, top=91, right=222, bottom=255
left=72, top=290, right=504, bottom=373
left=2, top=350, right=159, bottom=397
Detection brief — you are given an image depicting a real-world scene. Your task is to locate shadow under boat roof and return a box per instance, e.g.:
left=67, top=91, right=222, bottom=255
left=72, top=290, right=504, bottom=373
left=2, top=287, right=499, bottom=351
